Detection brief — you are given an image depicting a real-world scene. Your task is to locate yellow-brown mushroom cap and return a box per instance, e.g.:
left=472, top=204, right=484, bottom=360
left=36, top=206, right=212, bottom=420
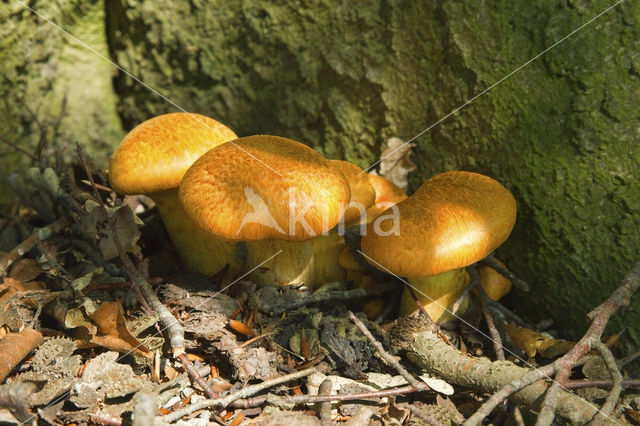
left=179, top=135, right=351, bottom=241
left=328, top=160, right=376, bottom=224
left=367, top=174, right=408, bottom=209
left=361, top=171, right=516, bottom=277
left=109, top=113, right=237, bottom=194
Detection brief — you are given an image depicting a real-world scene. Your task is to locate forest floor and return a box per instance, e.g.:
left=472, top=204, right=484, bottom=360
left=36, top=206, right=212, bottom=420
left=0, top=144, right=639, bottom=425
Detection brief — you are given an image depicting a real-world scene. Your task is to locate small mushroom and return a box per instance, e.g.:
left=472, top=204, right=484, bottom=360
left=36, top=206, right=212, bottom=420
left=178, top=135, right=350, bottom=287
left=108, top=112, right=242, bottom=278
left=328, top=160, right=376, bottom=224
left=362, top=174, right=409, bottom=223
left=310, top=160, right=376, bottom=286
left=478, top=258, right=512, bottom=301
left=360, top=171, right=516, bottom=322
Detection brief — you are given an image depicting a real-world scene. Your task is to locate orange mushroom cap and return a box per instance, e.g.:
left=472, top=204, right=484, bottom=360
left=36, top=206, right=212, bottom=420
left=479, top=258, right=512, bottom=301
left=361, top=171, right=516, bottom=277
left=328, top=160, right=376, bottom=224
left=179, top=135, right=351, bottom=241
left=109, top=112, right=237, bottom=194
left=367, top=174, right=408, bottom=210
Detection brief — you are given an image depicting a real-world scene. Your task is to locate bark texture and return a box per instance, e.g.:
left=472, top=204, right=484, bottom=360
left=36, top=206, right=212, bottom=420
left=0, top=0, right=124, bottom=202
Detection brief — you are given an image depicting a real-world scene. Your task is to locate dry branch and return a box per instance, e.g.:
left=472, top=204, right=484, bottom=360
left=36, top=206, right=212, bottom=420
left=463, top=260, right=640, bottom=425
left=0, top=218, right=67, bottom=279
left=164, top=367, right=316, bottom=422
left=229, top=383, right=431, bottom=409
left=390, top=317, right=599, bottom=424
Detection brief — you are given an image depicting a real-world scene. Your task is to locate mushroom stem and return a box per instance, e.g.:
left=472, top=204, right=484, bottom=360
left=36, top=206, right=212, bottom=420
left=245, top=239, right=314, bottom=287
left=152, top=190, right=242, bottom=278
left=400, top=268, right=468, bottom=322
left=310, top=230, right=347, bottom=287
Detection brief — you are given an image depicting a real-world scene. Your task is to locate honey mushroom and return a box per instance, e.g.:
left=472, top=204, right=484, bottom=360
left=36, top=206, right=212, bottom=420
left=108, top=112, right=243, bottom=279
left=360, top=171, right=517, bottom=323
left=178, top=135, right=350, bottom=287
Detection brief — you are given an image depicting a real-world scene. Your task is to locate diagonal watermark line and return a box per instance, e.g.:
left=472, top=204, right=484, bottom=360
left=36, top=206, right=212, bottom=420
left=16, top=1, right=283, bottom=177
left=357, top=250, right=623, bottom=425
left=360, top=0, right=625, bottom=175
left=112, top=249, right=284, bottom=362
left=19, top=250, right=284, bottom=426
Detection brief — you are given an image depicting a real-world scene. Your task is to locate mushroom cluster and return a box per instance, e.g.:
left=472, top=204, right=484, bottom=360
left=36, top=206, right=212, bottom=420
left=108, top=113, right=517, bottom=323
left=360, top=171, right=517, bottom=322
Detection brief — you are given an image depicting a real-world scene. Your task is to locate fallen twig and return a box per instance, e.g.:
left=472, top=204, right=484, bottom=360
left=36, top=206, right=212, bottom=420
left=591, top=341, right=623, bottom=421
left=76, top=145, right=187, bottom=359
left=390, top=317, right=597, bottom=424
left=76, top=144, right=152, bottom=314
left=163, top=367, right=316, bottom=422
left=348, top=310, right=421, bottom=388
left=177, top=353, right=217, bottom=399
left=485, top=296, right=531, bottom=328
left=479, top=292, right=505, bottom=361
left=464, top=260, right=640, bottom=425
left=229, top=383, right=431, bottom=408
left=565, top=378, right=640, bottom=390
left=0, top=218, right=68, bottom=279
left=269, top=281, right=396, bottom=316
left=470, top=265, right=506, bottom=361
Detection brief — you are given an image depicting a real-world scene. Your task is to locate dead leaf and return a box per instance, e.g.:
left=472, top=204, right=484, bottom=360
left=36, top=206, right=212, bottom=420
left=377, top=137, right=417, bottom=192
left=503, top=323, right=574, bottom=358
left=0, top=328, right=43, bottom=382
left=1, top=277, right=44, bottom=293
left=88, top=301, right=152, bottom=359
left=65, top=300, right=151, bottom=359
left=8, top=258, right=43, bottom=282
left=419, top=373, right=454, bottom=395
left=78, top=201, right=142, bottom=261
left=70, top=268, right=102, bottom=292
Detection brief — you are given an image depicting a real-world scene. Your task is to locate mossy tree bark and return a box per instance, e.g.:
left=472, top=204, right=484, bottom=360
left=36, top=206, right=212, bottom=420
left=0, top=0, right=124, bottom=203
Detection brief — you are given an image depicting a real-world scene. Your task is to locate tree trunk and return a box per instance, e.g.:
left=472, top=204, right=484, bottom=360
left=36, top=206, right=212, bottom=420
left=0, top=0, right=124, bottom=203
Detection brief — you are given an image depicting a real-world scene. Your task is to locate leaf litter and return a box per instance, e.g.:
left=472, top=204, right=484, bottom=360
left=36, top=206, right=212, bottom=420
left=0, top=137, right=637, bottom=426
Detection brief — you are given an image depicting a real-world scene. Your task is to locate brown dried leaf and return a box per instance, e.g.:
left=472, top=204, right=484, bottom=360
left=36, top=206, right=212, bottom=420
left=88, top=301, right=152, bottom=359
left=0, top=328, right=43, bottom=382
left=503, top=323, right=574, bottom=358
left=537, top=337, right=575, bottom=359
left=65, top=306, right=97, bottom=338
left=8, top=258, right=43, bottom=282
left=377, top=137, right=417, bottom=192
left=88, top=335, right=151, bottom=359
left=1, top=277, right=44, bottom=293
left=503, top=323, right=546, bottom=358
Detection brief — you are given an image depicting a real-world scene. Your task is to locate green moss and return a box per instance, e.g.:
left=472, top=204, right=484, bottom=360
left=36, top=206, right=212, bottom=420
left=0, top=0, right=123, bottom=203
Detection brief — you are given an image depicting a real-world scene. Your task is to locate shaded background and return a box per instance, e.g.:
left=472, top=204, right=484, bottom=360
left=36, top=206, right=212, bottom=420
left=1, top=0, right=639, bottom=357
